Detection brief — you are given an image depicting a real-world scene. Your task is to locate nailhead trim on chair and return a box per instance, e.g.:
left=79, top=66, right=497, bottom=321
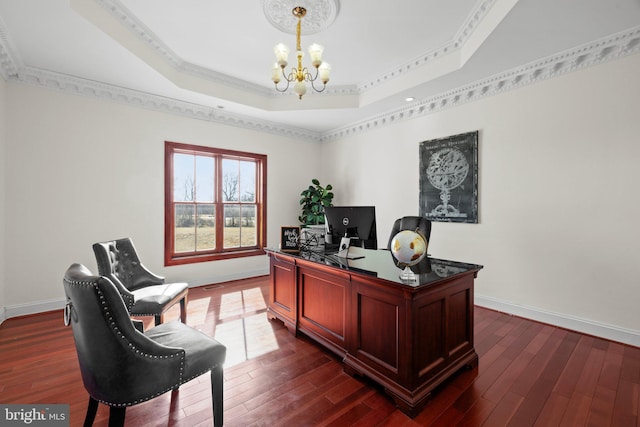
left=64, top=277, right=192, bottom=407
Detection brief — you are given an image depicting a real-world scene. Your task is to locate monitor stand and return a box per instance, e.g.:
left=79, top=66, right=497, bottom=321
left=336, top=237, right=365, bottom=260
left=336, top=237, right=351, bottom=258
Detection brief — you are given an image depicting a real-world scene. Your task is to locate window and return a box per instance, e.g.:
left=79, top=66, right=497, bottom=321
left=165, top=141, right=267, bottom=265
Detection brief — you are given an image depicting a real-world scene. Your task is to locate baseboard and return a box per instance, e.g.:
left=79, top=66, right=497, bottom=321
left=3, top=285, right=637, bottom=348
left=0, top=268, right=271, bottom=325
left=3, top=297, right=67, bottom=322
left=475, top=294, right=640, bottom=348
left=186, top=268, right=270, bottom=288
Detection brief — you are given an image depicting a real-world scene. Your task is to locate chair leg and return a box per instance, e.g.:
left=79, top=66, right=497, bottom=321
left=211, top=365, right=224, bottom=427
left=83, top=397, right=99, bottom=427
left=180, top=296, right=187, bottom=323
left=108, top=406, right=126, bottom=427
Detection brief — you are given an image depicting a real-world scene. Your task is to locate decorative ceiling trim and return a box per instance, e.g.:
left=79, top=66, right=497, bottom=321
left=12, top=66, right=323, bottom=142
left=358, top=0, right=497, bottom=92
left=263, top=0, right=340, bottom=35
left=0, top=15, right=20, bottom=80
left=322, top=26, right=640, bottom=142
left=89, top=0, right=497, bottom=98
left=0, top=15, right=637, bottom=144
left=89, top=0, right=275, bottom=97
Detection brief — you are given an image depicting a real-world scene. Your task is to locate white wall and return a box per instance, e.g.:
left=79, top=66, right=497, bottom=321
left=3, top=52, right=639, bottom=346
left=3, top=83, right=321, bottom=316
left=0, top=76, right=6, bottom=322
left=321, top=53, right=640, bottom=346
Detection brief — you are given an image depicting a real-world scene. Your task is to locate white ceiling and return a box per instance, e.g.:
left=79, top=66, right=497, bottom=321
left=0, top=0, right=639, bottom=140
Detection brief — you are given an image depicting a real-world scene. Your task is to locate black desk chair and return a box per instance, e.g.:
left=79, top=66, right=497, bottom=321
left=386, top=216, right=432, bottom=250
left=93, top=237, right=188, bottom=326
left=63, top=263, right=226, bottom=427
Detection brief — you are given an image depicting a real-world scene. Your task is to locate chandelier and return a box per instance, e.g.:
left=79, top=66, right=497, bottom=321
left=271, top=6, right=331, bottom=100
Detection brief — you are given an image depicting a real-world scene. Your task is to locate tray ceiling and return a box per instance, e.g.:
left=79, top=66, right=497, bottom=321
left=0, top=0, right=639, bottom=141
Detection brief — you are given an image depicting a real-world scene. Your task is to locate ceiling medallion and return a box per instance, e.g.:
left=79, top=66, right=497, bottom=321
left=263, top=0, right=340, bottom=35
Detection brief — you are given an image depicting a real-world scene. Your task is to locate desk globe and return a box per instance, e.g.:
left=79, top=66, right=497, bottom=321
left=390, top=230, right=428, bottom=282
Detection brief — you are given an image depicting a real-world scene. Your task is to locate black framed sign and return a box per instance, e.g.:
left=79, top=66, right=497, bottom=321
left=280, top=226, right=300, bottom=253
left=419, top=131, right=479, bottom=223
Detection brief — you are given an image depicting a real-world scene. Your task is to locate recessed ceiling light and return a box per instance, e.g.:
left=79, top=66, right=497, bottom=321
left=405, top=97, right=415, bottom=102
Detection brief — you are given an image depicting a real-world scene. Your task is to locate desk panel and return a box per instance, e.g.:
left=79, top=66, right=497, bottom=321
left=298, top=267, right=348, bottom=352
left=267, top=248, right=482, bottom=417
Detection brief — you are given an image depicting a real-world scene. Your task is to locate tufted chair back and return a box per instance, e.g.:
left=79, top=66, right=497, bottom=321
left=63, top=263, right=225, bottom=426
left=92, top=237, right=189, bottom=326
left=93, top=238, right=164, bottom=292
left=387, top=216, right=432, bottom=250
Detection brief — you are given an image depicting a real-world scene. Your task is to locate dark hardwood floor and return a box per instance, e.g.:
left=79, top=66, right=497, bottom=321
left=1, top=275, right=638, bottom=426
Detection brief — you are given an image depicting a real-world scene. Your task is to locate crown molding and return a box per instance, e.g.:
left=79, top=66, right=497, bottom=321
left=321, top=26, right=640, bottom=142
left=12, top=66, right=323, bottom=142
left=0, top=10, right=638, bottom=144
left=90, top=0, right=498, bottom=98
left=0, top=15, right=20, bottom=80
left=89, top=0, right=276, bottom=97
left=358, top=0, right=497, bottom=92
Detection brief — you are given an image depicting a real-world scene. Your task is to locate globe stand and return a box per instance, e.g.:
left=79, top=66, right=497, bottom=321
left=399, top=265, right=417, bottom=283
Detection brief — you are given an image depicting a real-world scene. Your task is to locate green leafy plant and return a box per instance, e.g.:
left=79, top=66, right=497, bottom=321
left=299, top=179, right=334, bottom=226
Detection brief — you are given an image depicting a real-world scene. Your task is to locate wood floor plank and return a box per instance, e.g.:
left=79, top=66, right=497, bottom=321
left=585, top=385, right=616, bottom=427
left=455, top=396, right=496, bottom=426
left=483, top=390, right=524, bottom=426
left=1, top=275, right=638, bottom=426
left=552, top=335, right=595, bottom=397
left=507, top=329, right=580, bottom=426
left=532, top=392, right=570, bottom=427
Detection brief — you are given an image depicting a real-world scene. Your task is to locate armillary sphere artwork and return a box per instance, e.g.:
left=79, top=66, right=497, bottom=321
left=419, top=131, right=478, bottom=224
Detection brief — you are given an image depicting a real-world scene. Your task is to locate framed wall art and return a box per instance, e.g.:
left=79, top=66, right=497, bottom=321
left=419, top=131, right=479, bottom=224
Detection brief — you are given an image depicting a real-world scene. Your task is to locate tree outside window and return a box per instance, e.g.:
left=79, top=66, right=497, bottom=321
left=165, top=141, right=266, bottom=265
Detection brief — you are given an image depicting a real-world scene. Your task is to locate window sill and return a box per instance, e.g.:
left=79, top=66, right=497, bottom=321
left=165, top=248, right=266, bottom=266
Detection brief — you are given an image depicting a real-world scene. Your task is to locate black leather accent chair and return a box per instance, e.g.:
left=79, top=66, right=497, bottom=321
left=63, top=263, right=226, bottom=427
left=93, top=237, right=188, bottom=326
left=386, top=216, right=432, bottom=250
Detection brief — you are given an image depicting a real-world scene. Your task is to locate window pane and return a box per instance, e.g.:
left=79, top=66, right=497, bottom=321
left=240, top=161, right=256, bottom=202
left=241, top=205, right=257, bottom=246
left=175, top=204, right=195, bottom=252
left=222, top=158, right=239, bottom=202
left=223, top=204, right=241, bottom=248
left=195, top=155, right=214, bottom=202
left=166, top=141, right=266, bottom=265
left=174, top=153, right=194, bottom=202
left=196, top=204, right=215, bottom=251
left=223, top=205, right=257, bottom=248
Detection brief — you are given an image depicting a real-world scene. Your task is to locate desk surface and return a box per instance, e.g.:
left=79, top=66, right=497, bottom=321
left=267, top=246, right=482, bottom=288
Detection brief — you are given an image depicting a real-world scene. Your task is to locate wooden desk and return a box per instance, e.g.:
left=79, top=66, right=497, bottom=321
left=266, top=247, right=483, bottom=417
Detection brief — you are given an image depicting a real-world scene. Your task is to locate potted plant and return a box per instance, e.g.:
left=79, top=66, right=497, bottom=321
left=299, top=179, right=334, bottom=226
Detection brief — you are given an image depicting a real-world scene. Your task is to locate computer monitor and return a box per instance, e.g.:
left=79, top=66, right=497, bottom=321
left=324, top=206, right=377, bottom=249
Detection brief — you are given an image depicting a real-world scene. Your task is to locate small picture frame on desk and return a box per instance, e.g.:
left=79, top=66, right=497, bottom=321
left=280, top=226, right=300, bottom=253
